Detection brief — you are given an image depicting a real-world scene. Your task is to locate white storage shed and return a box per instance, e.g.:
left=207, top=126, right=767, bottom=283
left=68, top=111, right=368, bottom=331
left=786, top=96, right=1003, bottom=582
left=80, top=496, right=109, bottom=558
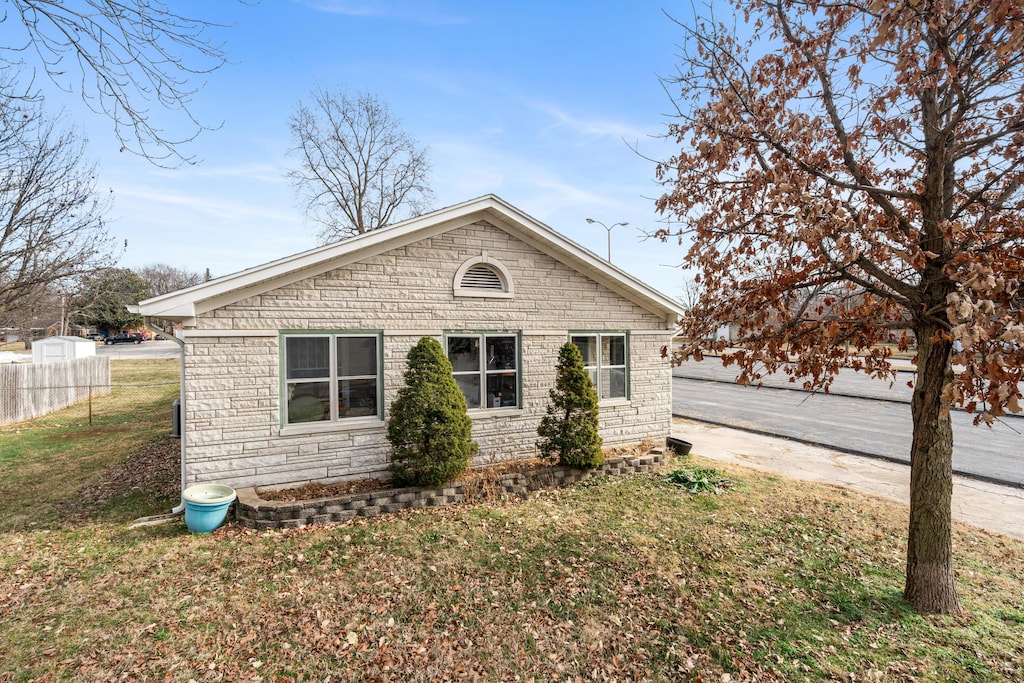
left=32, top=336, right=97, bottom=364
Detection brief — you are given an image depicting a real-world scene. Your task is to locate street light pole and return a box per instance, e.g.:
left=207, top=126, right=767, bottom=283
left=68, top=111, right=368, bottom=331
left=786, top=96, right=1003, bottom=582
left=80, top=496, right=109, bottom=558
left=585, top=218, right=629, bottom=263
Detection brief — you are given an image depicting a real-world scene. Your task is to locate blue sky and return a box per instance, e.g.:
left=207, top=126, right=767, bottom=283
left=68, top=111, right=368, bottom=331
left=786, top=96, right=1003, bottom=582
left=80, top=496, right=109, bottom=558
left=38, top=1, right=694, bottom=298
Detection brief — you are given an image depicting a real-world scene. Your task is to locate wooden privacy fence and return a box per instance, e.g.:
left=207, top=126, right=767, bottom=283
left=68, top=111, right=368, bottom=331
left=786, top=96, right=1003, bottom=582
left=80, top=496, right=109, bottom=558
left=0, top=356, right=111, bottom=426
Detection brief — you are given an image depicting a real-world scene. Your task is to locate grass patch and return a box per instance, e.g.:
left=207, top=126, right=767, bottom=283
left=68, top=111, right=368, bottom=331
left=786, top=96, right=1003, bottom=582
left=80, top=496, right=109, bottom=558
left=0, top=471, right=1020, bottom=679
left=0, top=363, right=1022, bottom=680
left=0, top=359, right=179, bottom=530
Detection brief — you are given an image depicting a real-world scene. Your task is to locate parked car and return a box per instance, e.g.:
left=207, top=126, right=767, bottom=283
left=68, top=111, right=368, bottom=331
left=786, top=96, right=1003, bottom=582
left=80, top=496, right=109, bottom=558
left=104, top=332, right=144, bottom=345
left=86, top=333, right=106, bottom=341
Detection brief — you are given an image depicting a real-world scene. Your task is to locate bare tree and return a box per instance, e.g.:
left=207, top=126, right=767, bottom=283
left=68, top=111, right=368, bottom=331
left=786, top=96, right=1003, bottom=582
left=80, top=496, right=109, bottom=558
left=0, top=82, right=114, bottom=328
left=287, top=85, right=434, bottom=243
left=3, top=1, right=232, bottom=164
left=657, top=0, right=1024, bottom=614
left=3, top=281, right=60, bottom=346
left=135, top=262, right=205, bottom=298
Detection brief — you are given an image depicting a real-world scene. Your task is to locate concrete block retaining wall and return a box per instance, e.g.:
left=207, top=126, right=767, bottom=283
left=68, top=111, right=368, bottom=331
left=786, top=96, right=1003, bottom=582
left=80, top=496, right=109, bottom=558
left=236, top=451, right=667, bottom=530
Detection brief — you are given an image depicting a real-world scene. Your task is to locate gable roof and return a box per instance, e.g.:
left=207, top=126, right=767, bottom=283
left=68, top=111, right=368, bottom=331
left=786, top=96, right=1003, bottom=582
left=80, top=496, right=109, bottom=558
left=135, top=194, right=684, bottom=327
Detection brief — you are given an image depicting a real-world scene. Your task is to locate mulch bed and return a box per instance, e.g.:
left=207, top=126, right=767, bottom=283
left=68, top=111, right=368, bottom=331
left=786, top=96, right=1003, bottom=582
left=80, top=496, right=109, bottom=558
left=66, top=437, right=664, bottom=511
left=256, top=477, right=389, bottom=501
left=256, top=457, right=556, bottom=502
left=257, top=440, right=661, bottom=503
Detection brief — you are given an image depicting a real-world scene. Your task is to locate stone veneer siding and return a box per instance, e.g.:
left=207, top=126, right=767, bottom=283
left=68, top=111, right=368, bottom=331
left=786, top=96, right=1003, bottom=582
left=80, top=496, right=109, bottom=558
left=181, top=221, right=674, bottom=490
left=235, top=451, right=668, bottom=530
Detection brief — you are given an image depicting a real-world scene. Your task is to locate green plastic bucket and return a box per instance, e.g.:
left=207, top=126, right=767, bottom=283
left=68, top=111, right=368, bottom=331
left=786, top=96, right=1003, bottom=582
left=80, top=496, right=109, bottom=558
left=182, top=484, right=236, bottom=533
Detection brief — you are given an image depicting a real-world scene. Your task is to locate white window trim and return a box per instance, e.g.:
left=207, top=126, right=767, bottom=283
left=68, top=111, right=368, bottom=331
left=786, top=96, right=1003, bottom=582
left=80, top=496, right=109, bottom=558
left=281, top=331, right=383, bottom=427
left=569, top=332, right=630, bottom=403
left=453, top=253, right=515, bottom=299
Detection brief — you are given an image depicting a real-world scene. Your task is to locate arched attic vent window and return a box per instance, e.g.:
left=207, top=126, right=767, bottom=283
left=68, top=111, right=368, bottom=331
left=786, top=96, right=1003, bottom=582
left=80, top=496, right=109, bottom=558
left=454, top=253, right=514, bottom=299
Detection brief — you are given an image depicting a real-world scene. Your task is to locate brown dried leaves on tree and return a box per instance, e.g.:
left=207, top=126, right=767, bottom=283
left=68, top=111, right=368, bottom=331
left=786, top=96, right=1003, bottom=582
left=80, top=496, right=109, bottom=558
left=657, top=0, right=1024, bottom=613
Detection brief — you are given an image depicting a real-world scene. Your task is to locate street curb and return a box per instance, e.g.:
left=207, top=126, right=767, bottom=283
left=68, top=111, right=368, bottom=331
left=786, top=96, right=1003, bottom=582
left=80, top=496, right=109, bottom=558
left=673, top=372, right=911, bottom=406
left=672, top=372, right=1024, bottom=421
left=672, top=412, right=1024, bottom=491
left=694, top=352, right=919, bottom=372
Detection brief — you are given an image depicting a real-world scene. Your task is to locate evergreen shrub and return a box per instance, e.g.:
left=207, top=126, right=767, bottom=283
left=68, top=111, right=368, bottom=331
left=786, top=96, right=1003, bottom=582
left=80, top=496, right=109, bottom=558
left=387, top=336, right=478, bottom=486
left=537, top=341, right=604, bottom=468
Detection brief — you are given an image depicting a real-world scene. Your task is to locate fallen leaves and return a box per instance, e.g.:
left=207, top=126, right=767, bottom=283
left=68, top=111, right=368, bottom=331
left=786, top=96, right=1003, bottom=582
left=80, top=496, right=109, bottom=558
left=0, top=467, right=1020, bottom=681
left=67, top=436, right=180, bottom=519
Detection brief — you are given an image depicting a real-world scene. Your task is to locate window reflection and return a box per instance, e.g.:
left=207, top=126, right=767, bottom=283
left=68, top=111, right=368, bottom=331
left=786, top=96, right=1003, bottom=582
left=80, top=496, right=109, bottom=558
left=447, top=333, right=518, bottom=409
left=569, top=333, right=627, bottom=400
left=284, top=334, right=380, bottom=424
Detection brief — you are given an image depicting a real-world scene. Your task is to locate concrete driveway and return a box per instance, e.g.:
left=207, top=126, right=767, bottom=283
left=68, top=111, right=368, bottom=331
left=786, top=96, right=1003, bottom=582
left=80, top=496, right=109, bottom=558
left=672, top=416, right=1024, bottom=540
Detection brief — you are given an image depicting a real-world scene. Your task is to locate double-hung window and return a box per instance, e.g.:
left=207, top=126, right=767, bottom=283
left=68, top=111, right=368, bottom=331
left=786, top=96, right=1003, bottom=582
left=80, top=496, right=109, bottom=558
left=446, top=333, right=519, bottom=409
left=569, top=332, right=628, bottom=400
left=282, top=333, right=381, bottom=424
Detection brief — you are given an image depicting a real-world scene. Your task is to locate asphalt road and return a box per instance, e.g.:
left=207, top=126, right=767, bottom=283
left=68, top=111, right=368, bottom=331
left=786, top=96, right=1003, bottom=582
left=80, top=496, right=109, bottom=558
left=673, top=362, right=1024, bottom=488
left=673, top=358, right=917, bottom=402
left=95, top=339, right=181, bottom=360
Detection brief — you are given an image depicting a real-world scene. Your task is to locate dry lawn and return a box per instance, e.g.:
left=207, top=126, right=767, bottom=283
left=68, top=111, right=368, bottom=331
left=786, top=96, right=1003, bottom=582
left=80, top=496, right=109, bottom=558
left=1, top=440, right=1022, bottom=682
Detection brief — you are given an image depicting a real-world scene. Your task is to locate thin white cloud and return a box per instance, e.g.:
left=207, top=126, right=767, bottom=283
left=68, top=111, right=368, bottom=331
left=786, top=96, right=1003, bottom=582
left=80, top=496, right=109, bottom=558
left=300, top=0, right=471, bottom=25
left=531, top=101, right=649, bottom=142
left=430, top=136, right=649, bottom=231
left=111, top=184, right=313, bottom=276
left=143, top=163, right=286, bottom=185
left=115, top=185, right=299, bottom=224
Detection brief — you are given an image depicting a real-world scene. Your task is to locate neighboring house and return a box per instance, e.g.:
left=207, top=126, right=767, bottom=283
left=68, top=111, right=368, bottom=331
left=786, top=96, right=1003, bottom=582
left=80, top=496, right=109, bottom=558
left=2, top=323, right=96, bottom=344
left=135, top=195, right=684, bottom=491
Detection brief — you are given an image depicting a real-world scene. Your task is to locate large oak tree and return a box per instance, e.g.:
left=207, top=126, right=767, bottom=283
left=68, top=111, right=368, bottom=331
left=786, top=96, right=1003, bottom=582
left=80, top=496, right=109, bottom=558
left=657, top=0, right=1024, bottom=614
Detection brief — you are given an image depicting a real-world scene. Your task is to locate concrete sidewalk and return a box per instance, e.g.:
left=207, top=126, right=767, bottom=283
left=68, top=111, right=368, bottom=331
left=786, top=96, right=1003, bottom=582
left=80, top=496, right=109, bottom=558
left=672, top=417, right=1024, bottom=540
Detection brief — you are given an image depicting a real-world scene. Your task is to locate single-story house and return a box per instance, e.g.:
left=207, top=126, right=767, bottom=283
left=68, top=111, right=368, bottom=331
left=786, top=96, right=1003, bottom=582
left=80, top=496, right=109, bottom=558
left=135, top=195, right=684, bottom=491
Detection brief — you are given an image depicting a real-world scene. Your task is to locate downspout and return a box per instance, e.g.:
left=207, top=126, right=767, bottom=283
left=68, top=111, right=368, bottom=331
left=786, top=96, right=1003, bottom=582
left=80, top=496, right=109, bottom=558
left=140, top=316, right=187, bottom=514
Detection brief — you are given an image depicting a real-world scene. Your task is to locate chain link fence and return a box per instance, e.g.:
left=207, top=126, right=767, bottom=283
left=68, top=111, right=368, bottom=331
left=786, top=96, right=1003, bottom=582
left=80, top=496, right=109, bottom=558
left=1, top=357, right=180, bottom=430
left=2, top=382, right=181, bottom=430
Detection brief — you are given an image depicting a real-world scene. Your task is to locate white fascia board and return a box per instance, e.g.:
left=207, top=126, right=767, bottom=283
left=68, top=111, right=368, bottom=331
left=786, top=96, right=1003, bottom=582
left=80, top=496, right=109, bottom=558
left=480, top=203, right=685, bottom=322
left=136, top=196, right=502, bottom=321
left=134, top=194, right=684, bottom=324
left=135, top=298, right=197, bottom=320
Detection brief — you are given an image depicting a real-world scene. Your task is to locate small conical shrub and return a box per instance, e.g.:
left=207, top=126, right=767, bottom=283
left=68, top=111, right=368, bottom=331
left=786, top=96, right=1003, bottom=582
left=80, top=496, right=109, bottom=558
left=537, top=341, right=604, bottom=468
left=388, top=336, right=478, bottom=486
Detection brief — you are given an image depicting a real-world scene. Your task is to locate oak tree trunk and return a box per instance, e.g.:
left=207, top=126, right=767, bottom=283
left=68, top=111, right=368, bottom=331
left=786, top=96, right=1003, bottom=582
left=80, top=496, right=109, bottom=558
left=904, top=328, right=961, bottom=614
